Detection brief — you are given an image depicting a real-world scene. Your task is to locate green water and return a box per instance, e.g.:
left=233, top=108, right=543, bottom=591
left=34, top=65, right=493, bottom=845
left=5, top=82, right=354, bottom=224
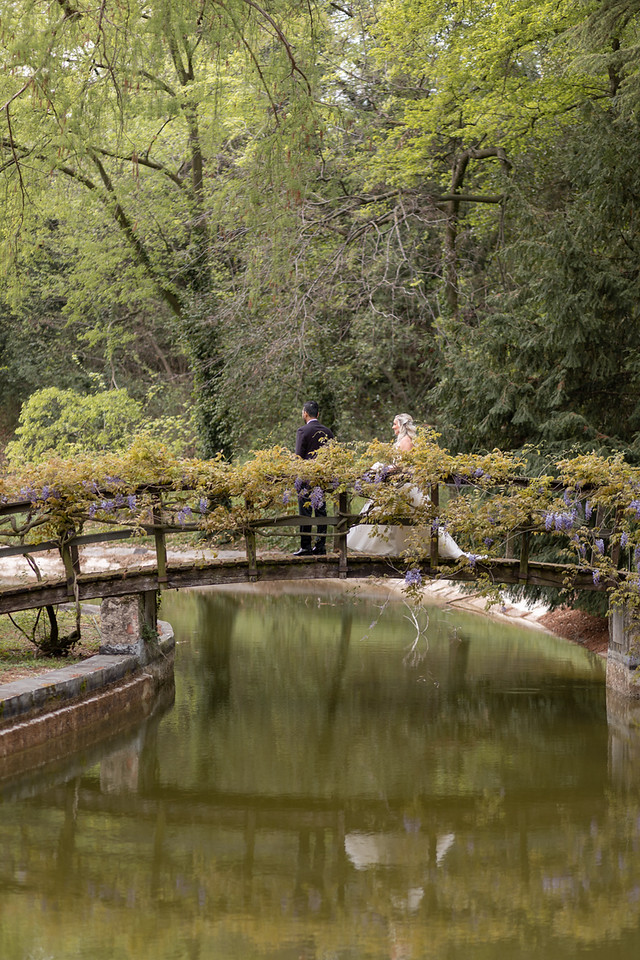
left=1, top=584, right=639, bottom=960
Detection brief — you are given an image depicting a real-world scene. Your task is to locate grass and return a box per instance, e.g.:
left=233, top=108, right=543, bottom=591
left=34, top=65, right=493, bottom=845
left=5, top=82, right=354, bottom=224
left=0, top=607, right=102, bottom=683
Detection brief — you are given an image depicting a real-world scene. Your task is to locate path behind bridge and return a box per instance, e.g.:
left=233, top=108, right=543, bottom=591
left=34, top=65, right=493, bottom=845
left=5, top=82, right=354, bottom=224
left=0, top=539, right=551, bottom=627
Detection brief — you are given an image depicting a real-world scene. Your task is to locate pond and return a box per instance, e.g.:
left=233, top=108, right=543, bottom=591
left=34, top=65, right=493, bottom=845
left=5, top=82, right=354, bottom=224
left=0, top=582, right=638, bottom=960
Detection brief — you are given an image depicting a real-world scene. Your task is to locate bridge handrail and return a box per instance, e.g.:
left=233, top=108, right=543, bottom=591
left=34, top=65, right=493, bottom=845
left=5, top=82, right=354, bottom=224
left=1, top=454, right=638, bottom=612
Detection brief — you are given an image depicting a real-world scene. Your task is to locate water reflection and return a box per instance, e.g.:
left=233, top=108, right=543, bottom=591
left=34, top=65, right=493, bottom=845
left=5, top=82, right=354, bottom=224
left=1, top=585, right=640, bottom=960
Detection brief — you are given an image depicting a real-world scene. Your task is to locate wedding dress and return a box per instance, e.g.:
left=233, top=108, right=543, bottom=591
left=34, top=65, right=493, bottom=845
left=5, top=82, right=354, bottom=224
left=346, top=455, right=463, bottom=560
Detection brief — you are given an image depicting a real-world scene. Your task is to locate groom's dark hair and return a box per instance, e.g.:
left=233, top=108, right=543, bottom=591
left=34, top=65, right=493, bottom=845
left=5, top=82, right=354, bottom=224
left=303, top=401, right=319, bottom=418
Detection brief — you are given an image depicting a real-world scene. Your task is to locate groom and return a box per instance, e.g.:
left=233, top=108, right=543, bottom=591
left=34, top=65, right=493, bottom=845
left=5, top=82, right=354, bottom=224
left=293, top=401, right=334, bottom=556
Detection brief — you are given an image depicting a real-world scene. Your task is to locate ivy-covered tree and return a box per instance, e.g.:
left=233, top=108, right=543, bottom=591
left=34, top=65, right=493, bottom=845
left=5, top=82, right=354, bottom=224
left=0, top=0, right=327, bottom=455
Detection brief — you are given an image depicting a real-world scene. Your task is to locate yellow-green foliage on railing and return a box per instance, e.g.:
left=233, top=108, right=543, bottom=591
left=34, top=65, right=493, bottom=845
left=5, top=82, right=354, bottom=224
left=3, top=434, right=640, bottom=605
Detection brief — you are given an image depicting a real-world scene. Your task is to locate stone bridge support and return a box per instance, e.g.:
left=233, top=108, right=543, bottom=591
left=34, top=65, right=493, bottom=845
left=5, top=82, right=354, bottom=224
left=99, top=591, right=158, bottom=662
left=607, top=603, right=640, bottom=698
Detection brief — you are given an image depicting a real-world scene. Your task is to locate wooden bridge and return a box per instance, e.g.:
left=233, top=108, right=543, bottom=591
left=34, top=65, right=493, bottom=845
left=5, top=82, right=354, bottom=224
left=0, top=474, right=638, bottom=696
left=0, top=488, right=603, bottom=615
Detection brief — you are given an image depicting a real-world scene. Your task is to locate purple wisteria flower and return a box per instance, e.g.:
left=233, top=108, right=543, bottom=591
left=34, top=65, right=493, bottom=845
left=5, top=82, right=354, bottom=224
left=544, top=511, right=575, bottom=532
left=630, top=500, right=640, bottom=519
left=128, top=494, right=138, bottom=511
left=294, top=477, right=306, bottom=494
left=454, top=475, right=463, bottom=490
left=594, top=538, right=604, bottom=554
left=354, top=480, right=364, bottom=496
left=585, top=501, right=593, bottom=520
left=88, top=503, right=98, bottom=518
left=282, top=489, right=291, bottom=507
left=404, top=568, right=423, bottom=586
left=464, top=553, right=481, bottom=568
left=563, top=488, right=573, bottom=506
left=484, top=537, right=494, bottom=547
left=592, top=569, right=601, bottom=585
left=176, top=505, right=193, bottom=526
left=473, top=468, right=484, bottom=479
left=621, top=531, right=629, bottom=548
left=558, top=512, right=576, bottom=531
left=310, top=487, right=325, bottom=510
left=374, top=465, right=391, bottom=483
left=199, top=498, right=208, bottom=514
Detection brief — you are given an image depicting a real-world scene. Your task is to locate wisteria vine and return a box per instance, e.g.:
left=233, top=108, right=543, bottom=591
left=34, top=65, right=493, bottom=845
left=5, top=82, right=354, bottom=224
left=3, top=436, right=640, bottom=608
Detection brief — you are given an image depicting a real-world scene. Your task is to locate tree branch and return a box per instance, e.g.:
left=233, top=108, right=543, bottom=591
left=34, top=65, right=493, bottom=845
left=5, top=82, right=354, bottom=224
left=89, top=152, right=183, bottom=315
left=234, top=0, right=312, bottom=93
left=93, top=146, right=186, bottom=189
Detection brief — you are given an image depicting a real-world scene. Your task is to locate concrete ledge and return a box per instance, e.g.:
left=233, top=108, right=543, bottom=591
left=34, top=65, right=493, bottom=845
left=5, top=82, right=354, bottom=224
left=0, top=620, right=175, bottom=728
left=0, top=671, right=156, bottom=760
left=0, top=653, right=140, bottom=723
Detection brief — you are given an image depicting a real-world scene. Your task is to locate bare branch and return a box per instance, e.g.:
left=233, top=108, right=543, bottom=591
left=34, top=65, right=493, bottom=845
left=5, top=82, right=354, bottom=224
left=93, top=146, right=186, bottom=189
left=89, top=152, right=184, bottom=315
left=235, top=0, right=312, bottom=93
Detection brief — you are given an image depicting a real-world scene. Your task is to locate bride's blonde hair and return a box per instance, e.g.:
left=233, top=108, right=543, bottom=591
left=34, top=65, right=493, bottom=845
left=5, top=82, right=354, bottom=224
left=394, top=413, right=416, bottom=440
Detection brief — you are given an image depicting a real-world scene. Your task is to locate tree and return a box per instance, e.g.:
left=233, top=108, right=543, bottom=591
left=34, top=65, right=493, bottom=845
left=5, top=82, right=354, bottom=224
left=5, top=387, right=146, bottom=463
left=0, top=0, right=326, bottom=455
left=432, top=107, right=640, bottom=459
left=2, top=0, right=638, bottom=459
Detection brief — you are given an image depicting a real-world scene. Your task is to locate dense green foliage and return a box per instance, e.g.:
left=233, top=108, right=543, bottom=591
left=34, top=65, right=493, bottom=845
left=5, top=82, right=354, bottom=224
left=0, top=0, right=638, bottom=459
left=5, top=386, right=197, bottom=462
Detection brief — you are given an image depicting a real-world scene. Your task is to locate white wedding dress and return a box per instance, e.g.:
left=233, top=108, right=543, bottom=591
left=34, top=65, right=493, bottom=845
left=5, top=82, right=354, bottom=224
left=347, top=456, right=463, bottom=560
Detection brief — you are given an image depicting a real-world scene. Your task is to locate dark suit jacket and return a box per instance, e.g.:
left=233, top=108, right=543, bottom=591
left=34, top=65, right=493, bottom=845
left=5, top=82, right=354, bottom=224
left=295, top=419, right=334, bottom=460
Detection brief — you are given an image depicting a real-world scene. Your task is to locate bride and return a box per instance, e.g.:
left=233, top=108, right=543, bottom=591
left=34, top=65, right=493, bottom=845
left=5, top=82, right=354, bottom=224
left=346, top=413, right=464, bottom=559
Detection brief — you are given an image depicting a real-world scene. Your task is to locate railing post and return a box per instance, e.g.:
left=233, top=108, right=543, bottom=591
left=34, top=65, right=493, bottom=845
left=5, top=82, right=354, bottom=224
left=505, top=535, right=514, bottom=559
left=60, top=528, right=81, bottom=599
left=337, top=492, right=349, bottom=578
left=591, top=505, right=606, bottom=566
left=518, top=529, right=530, bottom=582
left=153, top=495, right=167, bottom=586
left=430, top=483, right=439, bottom=567
left=611, top=508, right=622, bottom=569
left=245, top=499, right=258, bottom=581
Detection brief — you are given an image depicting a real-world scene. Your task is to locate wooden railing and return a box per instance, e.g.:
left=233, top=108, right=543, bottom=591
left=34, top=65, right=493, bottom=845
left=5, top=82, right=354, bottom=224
left=0, top=473, right=625, bottom=615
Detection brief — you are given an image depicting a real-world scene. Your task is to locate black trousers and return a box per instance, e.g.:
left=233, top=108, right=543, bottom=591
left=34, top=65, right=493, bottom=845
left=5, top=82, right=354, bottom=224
left=298, top=494, right=327, bottom=550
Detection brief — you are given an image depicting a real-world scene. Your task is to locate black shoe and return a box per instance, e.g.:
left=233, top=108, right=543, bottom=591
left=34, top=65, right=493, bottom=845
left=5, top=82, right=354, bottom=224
left=312, top=545, right=327, bottom=555
left=292, top=547, right=313, bottom=556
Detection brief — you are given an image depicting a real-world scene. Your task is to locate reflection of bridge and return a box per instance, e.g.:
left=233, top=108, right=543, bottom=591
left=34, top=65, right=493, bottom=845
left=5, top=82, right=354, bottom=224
left=0, top=668, right=636, bottom=956
left=0, top=485, right=636, bottom=695
left=0, top=584, right=637, bottom=954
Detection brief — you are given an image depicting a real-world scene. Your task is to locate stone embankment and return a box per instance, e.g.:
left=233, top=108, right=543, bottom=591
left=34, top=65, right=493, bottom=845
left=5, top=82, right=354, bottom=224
left=0, top=597, right=174, bottom=767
